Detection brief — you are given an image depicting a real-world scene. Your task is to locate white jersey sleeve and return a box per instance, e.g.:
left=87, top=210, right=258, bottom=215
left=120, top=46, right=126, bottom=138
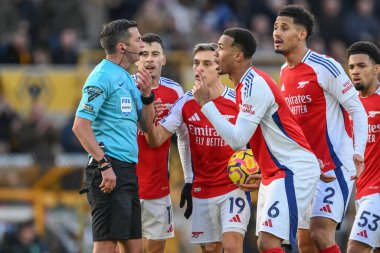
left=176, top=123, right=193, bottom=183
left=159, top=94, right=187, bottom=133
left=317, top=58, right=357, bottom=104
left=341, top=95, right=368, bottom=158
left=313, top=56, right=367, bottom=158
left=201, top=102, right=257, bottom=150
left=201, top=76, right=274, bottom=150
left=238, top=76, right=274, bottom=124
left=160, top=93, right=193, bottom=182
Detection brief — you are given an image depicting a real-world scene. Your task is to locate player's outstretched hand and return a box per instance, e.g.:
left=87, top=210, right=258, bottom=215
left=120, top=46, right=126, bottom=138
left=153, top=98, right=165, bottom=117
left=180, top=183, right=193, bottom=219
left=238, top=174, right=262, bottom=192
left=317, top=158, right=336, bottom=183
left=351, top=154, right=364, bottom=180
left=136, top=68, right=153, bottom=97
left=320, top=172, right=336, bottom=183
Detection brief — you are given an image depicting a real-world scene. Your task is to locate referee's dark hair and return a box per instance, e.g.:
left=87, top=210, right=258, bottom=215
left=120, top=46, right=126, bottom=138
left=223, top=28, right=257, bottom=59
left=100, top=19, right=138, bottom=54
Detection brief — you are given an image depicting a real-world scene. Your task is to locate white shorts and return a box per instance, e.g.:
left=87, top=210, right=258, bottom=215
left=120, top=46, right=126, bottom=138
left=191, top=188, right=251, bottom=244
left=311, top=167, right=355, bottom=222
left=140, top=195, right=174, bottom=240
left=349, top=193, right=380, bottom=248
left=256, top=174, right=319, bottom=246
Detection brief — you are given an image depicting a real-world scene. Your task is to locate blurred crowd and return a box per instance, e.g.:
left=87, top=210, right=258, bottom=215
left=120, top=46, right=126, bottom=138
left=0, top=1, right=379, bottom=252
left=0, top=0, right=379, bottom=65
left=0, top=220, right=49, bottom=253
left=0, top=91, right=84, bottom=185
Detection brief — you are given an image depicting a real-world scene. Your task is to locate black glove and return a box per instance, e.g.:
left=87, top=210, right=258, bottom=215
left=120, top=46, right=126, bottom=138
left=180, top=183, right=193, bottom=219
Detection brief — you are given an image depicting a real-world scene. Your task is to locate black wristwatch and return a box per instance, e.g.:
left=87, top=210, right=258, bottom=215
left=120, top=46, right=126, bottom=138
left=141, top=92, right=155, bottom=105
left=98, top=155, right=112, bottom=167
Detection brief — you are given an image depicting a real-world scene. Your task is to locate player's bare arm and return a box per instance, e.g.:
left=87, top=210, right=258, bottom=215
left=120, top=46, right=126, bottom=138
left=144, top=124, right=173, bottom=148
left=72, top=117, right=116, bottom=193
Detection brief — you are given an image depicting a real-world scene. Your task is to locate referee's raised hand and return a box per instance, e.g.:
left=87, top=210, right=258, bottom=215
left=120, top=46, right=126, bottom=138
left=136, top=68, right=153, bottom=97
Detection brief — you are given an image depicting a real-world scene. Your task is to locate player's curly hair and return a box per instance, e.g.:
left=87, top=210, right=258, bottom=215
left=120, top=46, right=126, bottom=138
left=100, top=19, right=138, bottom=54
left=223, top=28, right=256, bottom=59
left=141, top=33, right=164, bottom=50
left=278, top=5, right=315, bottom=40
left=347, top=41, right=380, bottom=64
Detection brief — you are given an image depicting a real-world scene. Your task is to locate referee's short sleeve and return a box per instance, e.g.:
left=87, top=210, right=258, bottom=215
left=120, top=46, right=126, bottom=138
left=76, top=73, right=111, bottom=121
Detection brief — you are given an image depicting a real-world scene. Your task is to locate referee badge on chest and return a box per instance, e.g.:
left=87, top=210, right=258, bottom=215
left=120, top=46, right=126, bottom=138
left=121, top=97, right=132, bottom=116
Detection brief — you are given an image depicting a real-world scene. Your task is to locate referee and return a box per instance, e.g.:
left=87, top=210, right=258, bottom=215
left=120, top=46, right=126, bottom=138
left=73, top=19, right=155, bottom=253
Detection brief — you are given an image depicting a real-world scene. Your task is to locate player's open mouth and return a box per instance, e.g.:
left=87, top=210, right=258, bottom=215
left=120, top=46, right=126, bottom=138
left=145, top=65, right=155, bottom=70
left=195, top=74, right=201, bottom=81
left=352, top=78, right=361, bottom=84
left=274, top=39, right=283, bottom=46
left=144, top=65, right=155, bottom=73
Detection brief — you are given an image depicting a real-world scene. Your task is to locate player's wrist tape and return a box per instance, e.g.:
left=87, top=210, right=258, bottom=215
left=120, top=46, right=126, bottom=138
left=98, top=155, right=112, bottom=167
left=141, top=92, right=155, bottom=105
left=99, top=163, right=112, bottom=171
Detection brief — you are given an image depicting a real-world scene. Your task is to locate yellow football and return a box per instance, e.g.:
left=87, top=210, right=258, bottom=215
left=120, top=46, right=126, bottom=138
left=227, top=149, right=260, bottom=185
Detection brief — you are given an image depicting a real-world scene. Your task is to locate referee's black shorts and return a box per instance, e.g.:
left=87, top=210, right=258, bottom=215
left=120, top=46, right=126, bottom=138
left=84, top=157, right=142, bottom=241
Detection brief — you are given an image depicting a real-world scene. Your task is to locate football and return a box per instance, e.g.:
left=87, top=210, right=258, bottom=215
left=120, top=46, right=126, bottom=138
left=227, top=149, right=260, bottom=185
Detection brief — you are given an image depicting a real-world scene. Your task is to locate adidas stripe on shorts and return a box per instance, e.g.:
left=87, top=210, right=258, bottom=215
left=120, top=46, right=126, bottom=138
left=349, top=193, right=380, bottom=248
left=256, top=174, right=319, bottom=246
left=140, top=194, right=174, bottom=240
left=191, top=188, right=250, bottom=244
left=311, top=167, right=355, bottom=222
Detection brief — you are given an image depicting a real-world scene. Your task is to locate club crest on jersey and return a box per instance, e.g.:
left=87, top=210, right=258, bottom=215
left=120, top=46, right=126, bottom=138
left=121, top=97, right=132, bottom=116
left=368, top=111, right=380, bottom=118
left=297, top=81, right=309, bottom=89
left=192, top=232, right=204, bottom=238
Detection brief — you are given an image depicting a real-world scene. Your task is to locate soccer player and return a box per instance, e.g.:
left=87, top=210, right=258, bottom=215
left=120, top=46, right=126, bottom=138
left=346, top=41, right=380, bottom=253
left=134, top=33, right=192, bottom=253
left=273, top=5, right=368, bottom=253
left=192, top=28, right=320, bottom=253
left=145, top=43, right=251, bottom=253
left=72, top=20, right=155, bottom=253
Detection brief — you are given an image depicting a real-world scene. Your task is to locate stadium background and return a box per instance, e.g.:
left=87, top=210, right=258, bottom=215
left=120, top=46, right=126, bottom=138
left=0, top=0, right=379, bottom=252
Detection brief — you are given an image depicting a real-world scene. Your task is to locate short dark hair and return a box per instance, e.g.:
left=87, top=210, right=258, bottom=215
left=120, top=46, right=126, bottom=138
left=347, top=41, right=380, bottom=64
left=141, top=33, right=164, bottom=50
left=100, top=19, right=138, bottom=54
left=223, top=28, right=256, bottom=58
left=278, top=5, right=315, bottom=40
left=193, top=43, right=218, bottom=55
